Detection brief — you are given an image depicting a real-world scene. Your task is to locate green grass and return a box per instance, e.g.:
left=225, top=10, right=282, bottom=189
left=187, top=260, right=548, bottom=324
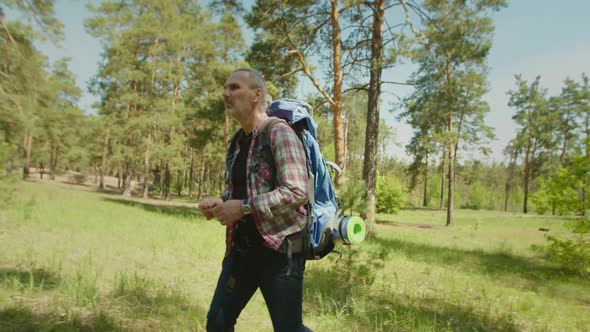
left=1, top=181, right=589, bottom=331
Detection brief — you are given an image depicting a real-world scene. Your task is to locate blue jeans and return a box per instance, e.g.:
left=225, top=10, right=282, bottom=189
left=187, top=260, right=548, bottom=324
left=206, top=245, right=311, bottom=332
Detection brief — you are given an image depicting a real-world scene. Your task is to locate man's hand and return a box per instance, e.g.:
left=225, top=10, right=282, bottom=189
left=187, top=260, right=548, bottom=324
left=211, top=199, right=244, bottom=226
left=198, top=198, right=223, bottom=220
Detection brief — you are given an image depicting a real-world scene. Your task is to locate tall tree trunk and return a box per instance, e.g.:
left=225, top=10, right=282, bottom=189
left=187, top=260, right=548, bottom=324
left=50, top=145, right=59, bottom=180
left=99, top=127, right=110, bottom=191
left=177, top=170, right=183, bottom=196
left=159, top=160, right=165, bottom=198
left=142, top=130, right=151, bottom=199
left=440, top=150, right=445, bottom=209
left=163, top=161, right=171, bottom=200
left=559, top=135, right=568, bottom=166
left=22, top=129, right=32, bottom=179
left=330, top=0, right=345, bottom=187
left=423, top=155, right=429, bottom=207
left=361, top=0, right=384, bottom=231
left=198, top=146, right=206, bottom=200
left=445, top=61, right=454, bottom=226
left=189, top=148, right=195, bottom=198
left=122, top=159, right=132, bottom=197
left=343, top=109, right=349, bottom=173
left=446, top=116, right=455, bottom=226
left=94, top=163, right=98, bottom=184
left=504, top=150, right=517, bottom=212
left=523, top=139, right=532, bottom=214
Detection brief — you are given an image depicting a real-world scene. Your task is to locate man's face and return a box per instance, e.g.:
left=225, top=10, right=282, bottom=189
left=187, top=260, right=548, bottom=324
left=223, top=71, right=259, bottom=118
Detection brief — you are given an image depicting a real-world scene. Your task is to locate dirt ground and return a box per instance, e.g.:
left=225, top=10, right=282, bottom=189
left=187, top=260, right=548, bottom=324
left=25, top=168, right=200, bottom=208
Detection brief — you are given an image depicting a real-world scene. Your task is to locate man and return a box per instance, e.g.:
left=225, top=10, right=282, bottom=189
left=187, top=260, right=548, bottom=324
left=198, top=68, right=312, bottom=332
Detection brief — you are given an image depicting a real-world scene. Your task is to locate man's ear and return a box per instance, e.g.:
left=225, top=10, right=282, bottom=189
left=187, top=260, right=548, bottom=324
left=252, top=88, right=262, bottom=103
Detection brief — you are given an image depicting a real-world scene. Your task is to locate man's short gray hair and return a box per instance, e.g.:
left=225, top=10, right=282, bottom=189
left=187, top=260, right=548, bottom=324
left=233, top=68, right=269, bottom=109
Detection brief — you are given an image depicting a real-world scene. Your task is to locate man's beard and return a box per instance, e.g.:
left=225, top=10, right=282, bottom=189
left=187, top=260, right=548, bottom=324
left=225, top=107, right=238, bottom=116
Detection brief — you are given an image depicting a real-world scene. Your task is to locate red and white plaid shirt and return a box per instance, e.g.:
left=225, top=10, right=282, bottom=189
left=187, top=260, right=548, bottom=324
left=221, top=118, right=309, bottom=256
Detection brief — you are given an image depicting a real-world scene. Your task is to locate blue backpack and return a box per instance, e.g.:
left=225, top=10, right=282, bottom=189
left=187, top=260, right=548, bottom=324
left=259, top=99, right=363, bottom=259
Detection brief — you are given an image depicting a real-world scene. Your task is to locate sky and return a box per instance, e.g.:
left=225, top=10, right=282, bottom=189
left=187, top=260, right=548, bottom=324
left=30, top=0, right=590, bottom=164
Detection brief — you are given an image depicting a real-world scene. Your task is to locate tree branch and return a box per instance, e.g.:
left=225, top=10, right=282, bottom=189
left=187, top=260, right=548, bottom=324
left=287, top=49, right=335, bottom=106
left=343, top=85, right=369, bottom=94
left=276, top=68, right=304, bottom=81
left=1, top=19, right=23, bottom=56
left=382, top=80, right=415, bottom=86
left=401, top=0, right=425, bottom=39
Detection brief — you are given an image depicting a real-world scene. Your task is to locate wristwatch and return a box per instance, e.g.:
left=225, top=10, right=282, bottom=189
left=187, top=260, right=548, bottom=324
left=241, top=199, right=252, bottom=215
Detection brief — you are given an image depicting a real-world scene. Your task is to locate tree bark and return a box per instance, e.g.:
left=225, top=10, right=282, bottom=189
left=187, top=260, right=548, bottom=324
left=142, top=130, right=151, bottom=199
left=440, top=150, right=445, bottom=209
left=162, top=161, right=171, bottom=200
left=177, top=170, right=183, bottom=196
left=504, top=151, right=517, bottom=212
left=188, top=148, right=195, bottom=198
left=446, top=118, right=455, bottom=226
left=99, top=127, right=109, bottom=191
left=22, top=129, right=32, bottom=179
left=423, top=155, right=428, bottom=207
left=122, top=159, right=132, bottom=197
left=198, top=146, right=206, bottom=200
left=361, top=0, right=384, bottom=231
left=50, top=145, right=59, bottom=180
left=523, top=138, right=532, bottom=214
left=343, top=109, right=349, bottom=173
left=330, top=0, right=345, bottom=187
left=445, top=61, right=454, bottom=227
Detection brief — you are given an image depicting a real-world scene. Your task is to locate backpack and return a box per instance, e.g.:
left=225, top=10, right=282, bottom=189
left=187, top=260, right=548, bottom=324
left=258, top=99, right=365, bottom=260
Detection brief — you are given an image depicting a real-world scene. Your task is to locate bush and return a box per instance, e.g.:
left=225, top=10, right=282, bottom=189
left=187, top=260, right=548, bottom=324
left=376, top=175, right=407, bottom=214
left=461, top=182, right=486, bottom=210
left=338, top=177, right=367, bottom=215
left=0, top=141, right=17, bottom=209
left=532, top=168, right=582, bottom=215
left=545, top=218, right=590, bottom=279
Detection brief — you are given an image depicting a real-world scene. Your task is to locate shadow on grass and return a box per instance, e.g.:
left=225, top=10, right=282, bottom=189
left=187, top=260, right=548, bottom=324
left=0, top=268, right=61, bottom=290
left=373, top=236, right=575, bottom=280
left=372, top=293, right=520, bottom=332
left=103, top=197, right=202, bottom=220
left=99, top=185, right=123, bottom=195
left=400, top=207, right=446, bottom=212
left=372, top=236, right=590, bottom=305
left=304, top=266, right=520, bottom=331
left=0, top=306, right=120, bottom=332
left=108, top=272, right=208, bottom=328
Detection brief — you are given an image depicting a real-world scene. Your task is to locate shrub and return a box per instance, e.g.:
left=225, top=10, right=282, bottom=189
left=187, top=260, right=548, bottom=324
left=545, top=218, right=590, bottom=279
left=461, top=182, right=486, bottom=210
left=338, top=177, right=367, bottom=216
left=0, top=141, right=17, bottom=209
left=376, top=175, right=407, bottom=214
left=532, top=168, right=582, bottom=215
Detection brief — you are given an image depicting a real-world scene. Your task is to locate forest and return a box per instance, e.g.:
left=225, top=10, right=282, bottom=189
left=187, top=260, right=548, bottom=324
left=1, top=0, right=589, bottom=225
left=2, top=1, right=590, bottom=331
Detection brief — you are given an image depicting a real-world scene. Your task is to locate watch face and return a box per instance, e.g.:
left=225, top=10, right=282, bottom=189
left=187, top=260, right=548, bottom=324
left=242, top=200, right=251, bottom=214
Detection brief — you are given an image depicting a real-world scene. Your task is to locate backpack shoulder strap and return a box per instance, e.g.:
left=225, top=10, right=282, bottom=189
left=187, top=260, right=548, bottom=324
left=257, top=117, right=285, bottom=174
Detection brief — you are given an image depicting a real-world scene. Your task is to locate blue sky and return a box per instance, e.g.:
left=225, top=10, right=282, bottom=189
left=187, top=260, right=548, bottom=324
left=31, top=0, right=590, bottom=163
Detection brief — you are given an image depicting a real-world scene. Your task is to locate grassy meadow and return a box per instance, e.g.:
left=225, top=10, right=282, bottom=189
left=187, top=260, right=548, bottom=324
left=1, top=181, right=589, bottom=331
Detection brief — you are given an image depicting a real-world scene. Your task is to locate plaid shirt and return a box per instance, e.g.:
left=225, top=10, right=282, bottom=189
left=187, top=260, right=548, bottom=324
left=221, top=118, right=309, bottom=256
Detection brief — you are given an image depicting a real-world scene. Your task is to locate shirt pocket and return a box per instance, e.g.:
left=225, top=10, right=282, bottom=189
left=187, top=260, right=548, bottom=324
left=250, top=150, right=276, bottom=191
